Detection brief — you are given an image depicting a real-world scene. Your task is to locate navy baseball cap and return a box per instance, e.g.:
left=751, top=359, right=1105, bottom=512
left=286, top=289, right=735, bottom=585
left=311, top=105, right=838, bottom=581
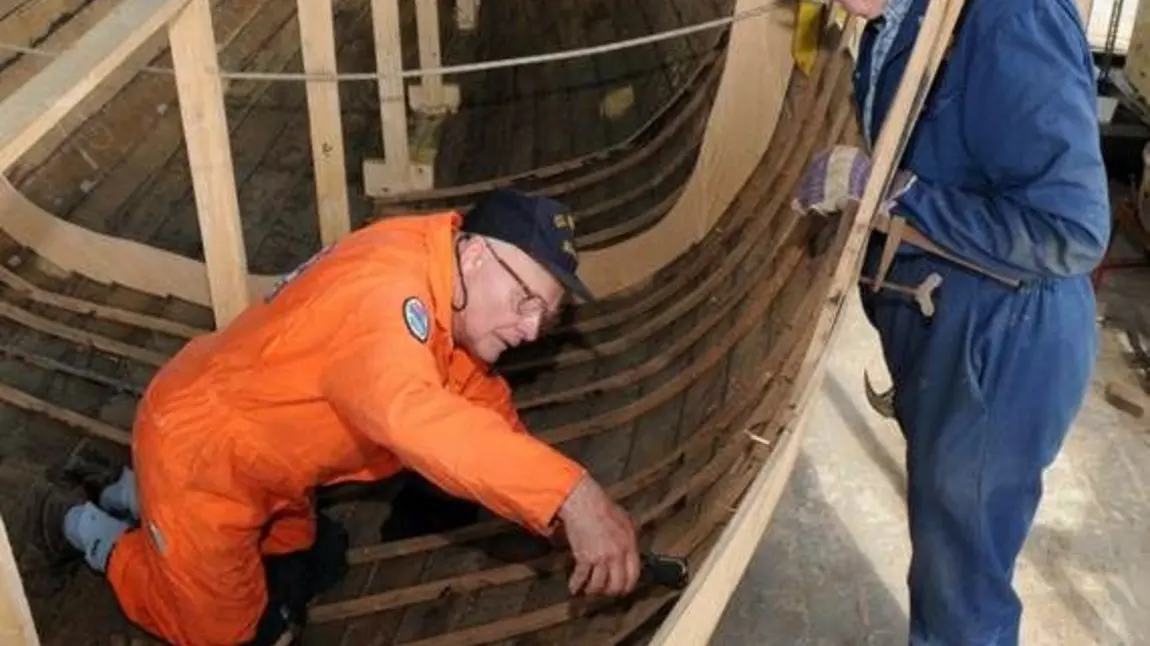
left=462, top=188, right=595, bottom=302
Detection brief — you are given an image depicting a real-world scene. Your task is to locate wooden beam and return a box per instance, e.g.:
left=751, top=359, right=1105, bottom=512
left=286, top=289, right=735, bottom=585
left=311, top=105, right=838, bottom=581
left=647, top=0, right=968, bottom=642
left=455, top=0, right=478, bottom=31
left=363, top=0, right=433, bottom=197
left=168, top=0, right=250, bottom=327
left=408, top=0, right=461, bottom=113
left=0, top=515, right=39, bottom=646
left=1076, top=0, right=1094, bottom=25
left=372, top=0, right=408, bottom=171
left=0, top=0, right=189, bottom=171
left=297, top=0, right=352, bottom=246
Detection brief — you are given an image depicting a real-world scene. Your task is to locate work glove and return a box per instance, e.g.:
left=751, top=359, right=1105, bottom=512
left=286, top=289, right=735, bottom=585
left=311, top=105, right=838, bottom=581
left=792, top=145, right=916, bottom=217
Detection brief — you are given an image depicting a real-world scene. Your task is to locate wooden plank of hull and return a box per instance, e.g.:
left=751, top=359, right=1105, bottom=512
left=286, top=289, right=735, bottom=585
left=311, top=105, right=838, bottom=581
left=578, top=0, right=795, bottom=295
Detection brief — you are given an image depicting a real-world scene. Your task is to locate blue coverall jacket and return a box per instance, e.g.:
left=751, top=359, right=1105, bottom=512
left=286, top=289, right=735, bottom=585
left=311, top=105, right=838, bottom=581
left=853, top=0, right=1109, bottom=643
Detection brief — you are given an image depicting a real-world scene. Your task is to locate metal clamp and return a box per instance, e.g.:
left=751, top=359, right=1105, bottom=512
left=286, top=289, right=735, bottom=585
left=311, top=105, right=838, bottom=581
left=870, top=213, right=1022, bottom=289
left=858, top=272, right=942, bottom=317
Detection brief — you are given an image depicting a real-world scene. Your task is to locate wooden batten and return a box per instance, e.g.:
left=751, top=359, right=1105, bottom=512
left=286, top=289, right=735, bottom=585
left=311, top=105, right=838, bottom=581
left=455, top=0, right=478, bottom=31
left=297, top=0, right=352, bottom=246
left=363, top=0, right=433, bottom=197
left=168, top=0, right=251, bottom=326
left=407, top=0, right=461, bottom=113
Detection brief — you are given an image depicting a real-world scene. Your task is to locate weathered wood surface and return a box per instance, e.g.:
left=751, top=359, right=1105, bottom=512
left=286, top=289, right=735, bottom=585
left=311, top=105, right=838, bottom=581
left=2, top=0, right=732, bottom=275
left=0, top=23, right=861, bottom=641
left=0, top=0, right=877, bottom=643
left=0, top=0, right=740, bottom=311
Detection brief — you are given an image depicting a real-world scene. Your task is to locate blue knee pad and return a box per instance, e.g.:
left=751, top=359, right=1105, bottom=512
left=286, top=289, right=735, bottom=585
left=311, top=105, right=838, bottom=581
left=99, top=467, right=139, bottom=521
left=64, top=502, right=130, bottom=572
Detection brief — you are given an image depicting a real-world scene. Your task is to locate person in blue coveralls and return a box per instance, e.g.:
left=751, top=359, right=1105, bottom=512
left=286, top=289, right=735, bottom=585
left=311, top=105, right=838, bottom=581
left=793, top=0, right=1110, bottom=644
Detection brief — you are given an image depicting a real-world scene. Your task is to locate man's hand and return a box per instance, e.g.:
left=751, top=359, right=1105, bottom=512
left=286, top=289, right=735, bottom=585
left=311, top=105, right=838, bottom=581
left=555, top=473, right=640, bottom=597
left=792, top=145, right=916, bottom=217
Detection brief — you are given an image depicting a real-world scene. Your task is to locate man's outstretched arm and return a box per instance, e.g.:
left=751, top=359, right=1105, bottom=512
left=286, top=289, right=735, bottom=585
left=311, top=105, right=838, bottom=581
left=320, top=279, right=584, bottom=535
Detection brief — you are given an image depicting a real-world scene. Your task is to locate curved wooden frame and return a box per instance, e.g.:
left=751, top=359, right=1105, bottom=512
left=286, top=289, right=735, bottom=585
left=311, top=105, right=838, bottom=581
left=0, top=38, right=855, bottom=646
left=649, top=1, right=967, bottom=641
left=0, top=62, right=855, bottom=643
left=371, top=43, right=728, bottom=252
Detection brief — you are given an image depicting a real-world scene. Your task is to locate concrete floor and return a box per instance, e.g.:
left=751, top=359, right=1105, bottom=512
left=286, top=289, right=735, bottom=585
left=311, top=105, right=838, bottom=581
left=711, top=255, right=1150, bottom=645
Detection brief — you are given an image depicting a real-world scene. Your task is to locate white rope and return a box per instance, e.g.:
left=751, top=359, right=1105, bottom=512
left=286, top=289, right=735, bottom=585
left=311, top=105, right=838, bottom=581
left=0, top=2, right=781, bottom=83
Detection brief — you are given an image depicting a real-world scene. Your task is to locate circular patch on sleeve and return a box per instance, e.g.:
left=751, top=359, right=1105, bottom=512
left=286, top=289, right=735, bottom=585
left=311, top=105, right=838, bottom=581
left=403, top=296, right=430, bottom=343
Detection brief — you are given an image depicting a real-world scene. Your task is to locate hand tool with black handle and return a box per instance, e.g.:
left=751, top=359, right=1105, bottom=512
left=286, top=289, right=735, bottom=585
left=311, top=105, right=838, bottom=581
left=639, top=552, right=689, bottom=589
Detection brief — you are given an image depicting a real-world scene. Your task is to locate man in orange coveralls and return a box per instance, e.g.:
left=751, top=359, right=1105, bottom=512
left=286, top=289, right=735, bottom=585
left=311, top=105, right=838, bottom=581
left=34, top=188, right=641, bottom=645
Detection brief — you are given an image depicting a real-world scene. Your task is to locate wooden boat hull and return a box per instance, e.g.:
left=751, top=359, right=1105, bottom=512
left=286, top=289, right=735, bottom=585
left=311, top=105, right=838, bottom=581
left=0, top=1, right=872, bottom=644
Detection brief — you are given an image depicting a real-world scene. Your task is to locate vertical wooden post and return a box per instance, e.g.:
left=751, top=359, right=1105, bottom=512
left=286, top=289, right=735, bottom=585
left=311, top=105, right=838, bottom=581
left=0, top=516, right=39, bottom=646
left=297, top=0, right=351, bottom=246
left=408, top=0, right=461, bottom=113
left=1125, top=0, right=1150, bottom=99
left=168, top=0, right=251, bottom=327
left=363, top=0, right=433, bottom=198
left=1075, top=0, right=1094, bottom=26
left=455, top=0, right=478, bottom=31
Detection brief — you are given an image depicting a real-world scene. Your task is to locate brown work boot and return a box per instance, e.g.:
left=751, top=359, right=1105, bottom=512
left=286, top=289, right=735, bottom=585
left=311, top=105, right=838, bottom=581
left=14, top=481, right=87, bottom=598
left=24, top=481, right=85, bottom=567
left=47, top=441, right=129, bottom=505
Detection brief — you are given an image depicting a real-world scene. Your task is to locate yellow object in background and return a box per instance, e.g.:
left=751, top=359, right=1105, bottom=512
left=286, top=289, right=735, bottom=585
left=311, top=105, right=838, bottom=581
left=792, top=0, right=826, bottom=75
left=828, top=3, right=849, bottom=28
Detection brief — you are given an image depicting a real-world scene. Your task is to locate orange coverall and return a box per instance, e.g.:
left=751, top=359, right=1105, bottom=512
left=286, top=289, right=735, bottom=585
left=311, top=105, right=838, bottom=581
left=105, top=212, right=586, bottom=645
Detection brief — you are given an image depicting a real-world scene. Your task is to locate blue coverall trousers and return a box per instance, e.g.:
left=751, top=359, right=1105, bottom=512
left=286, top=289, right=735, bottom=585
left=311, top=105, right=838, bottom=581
left=859, top=241, right=1097, bottom=645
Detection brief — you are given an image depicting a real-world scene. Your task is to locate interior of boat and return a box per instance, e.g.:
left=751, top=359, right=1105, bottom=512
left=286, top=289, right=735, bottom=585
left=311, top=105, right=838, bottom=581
left=0, top=0, right=939, bottom=643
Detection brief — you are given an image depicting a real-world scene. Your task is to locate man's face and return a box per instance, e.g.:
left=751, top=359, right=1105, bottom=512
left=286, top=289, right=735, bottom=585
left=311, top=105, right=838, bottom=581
left=839, top=0, right=886, bottom=18
left=455, top=236, right=564, bottom=363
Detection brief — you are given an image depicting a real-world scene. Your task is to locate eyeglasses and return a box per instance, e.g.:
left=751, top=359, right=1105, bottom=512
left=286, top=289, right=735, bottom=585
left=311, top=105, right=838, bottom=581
left=482, top=239, right=554, bottom=322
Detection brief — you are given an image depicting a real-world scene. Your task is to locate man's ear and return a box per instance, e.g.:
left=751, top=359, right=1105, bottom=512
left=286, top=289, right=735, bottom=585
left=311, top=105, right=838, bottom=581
left=457, top=235, right=486, bottom=275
